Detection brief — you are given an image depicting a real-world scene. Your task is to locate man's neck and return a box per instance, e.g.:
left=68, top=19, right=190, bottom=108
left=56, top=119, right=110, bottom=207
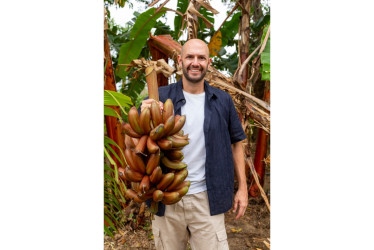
left=182, top=78, right=205, bottom=94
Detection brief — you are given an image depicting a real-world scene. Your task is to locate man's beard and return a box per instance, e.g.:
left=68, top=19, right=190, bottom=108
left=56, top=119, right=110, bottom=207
left=182, top=62, right=207, bottom=83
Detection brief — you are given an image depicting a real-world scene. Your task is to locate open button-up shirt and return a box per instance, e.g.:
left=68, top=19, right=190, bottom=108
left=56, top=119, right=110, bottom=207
left=151, top=79, right=246, bottom=216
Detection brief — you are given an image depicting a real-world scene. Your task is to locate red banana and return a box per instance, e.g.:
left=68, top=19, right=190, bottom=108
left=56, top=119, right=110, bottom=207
left=166, top=169, right=188, bottom=191
left=149, top=166, right=163, bottom=184
left=122, top=122, right=142, bottom=138
left=169, top=180, right=191, bottom=191
left=162, top=99, right=174, bottom=123
left=124, top=166, right=144, bottom=182
left=169, top=115, right=186, bottom=135
left=146, top=152, right=160, bottom=175
left=153, top=190, right=164, bottom=202
left=163, top=115, right=175, bottom=136
left=157, top=172, right=175, bottom=190
left=157, top=139, right=173, bottom=150
left=125, top=189, right=143, bottom=203
left=140, top=107, right=152, bottom=134
left=161, top=191, right=181, bottom=205
left=164, top=150, right=184, bottom=161
left=149, top=123, right=165, bottom=141
left=151, top=101, right=162, bottom=128
left=166, top=135, right=189, bottom=148
left=139, top=175, right=150, bottom=194
left=146, top=136, right=160, bottom=153
left=161, top=156, right=187, bottom=170
left=134, top=134, right=148, bottom=155
left=128, top=106, right=144, bottom=135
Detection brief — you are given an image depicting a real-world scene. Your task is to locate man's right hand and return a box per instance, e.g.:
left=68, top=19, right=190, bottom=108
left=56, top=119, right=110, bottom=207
left=141, top=99, right=164, bottom=112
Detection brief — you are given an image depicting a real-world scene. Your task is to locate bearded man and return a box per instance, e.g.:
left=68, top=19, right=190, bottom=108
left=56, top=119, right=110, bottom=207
left=141, top=39, right=248, bottom=250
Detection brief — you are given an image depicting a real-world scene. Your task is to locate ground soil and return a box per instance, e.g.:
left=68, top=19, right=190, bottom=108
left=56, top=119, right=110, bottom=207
left=104, top=179, right=270, bottom=250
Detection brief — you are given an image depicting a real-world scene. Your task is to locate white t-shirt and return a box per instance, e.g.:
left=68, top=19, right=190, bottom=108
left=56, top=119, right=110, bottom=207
left=181, top=90, right=207, bottom=194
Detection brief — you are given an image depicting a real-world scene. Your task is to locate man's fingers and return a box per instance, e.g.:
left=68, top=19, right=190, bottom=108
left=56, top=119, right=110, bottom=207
left=235, top=203, right=246, bottom=220
left=232, top=199, right=238, bottom=213
left=141, top=99, right=155, bottom=112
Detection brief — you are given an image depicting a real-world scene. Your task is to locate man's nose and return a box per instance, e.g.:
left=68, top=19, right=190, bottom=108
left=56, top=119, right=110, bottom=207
left=191, top=56, right=199, bottom=65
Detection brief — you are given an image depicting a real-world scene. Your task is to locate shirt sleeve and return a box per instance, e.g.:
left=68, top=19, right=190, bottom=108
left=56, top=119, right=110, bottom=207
left=228, top=95, right=247, bottom=144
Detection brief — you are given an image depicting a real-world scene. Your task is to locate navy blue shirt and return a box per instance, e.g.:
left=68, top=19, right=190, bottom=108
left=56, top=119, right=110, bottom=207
left=149, top=79, right=246, bottom=216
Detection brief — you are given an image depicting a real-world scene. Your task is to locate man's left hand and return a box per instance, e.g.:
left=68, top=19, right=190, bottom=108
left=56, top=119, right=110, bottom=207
left=232, top=188, right=248, bottom=220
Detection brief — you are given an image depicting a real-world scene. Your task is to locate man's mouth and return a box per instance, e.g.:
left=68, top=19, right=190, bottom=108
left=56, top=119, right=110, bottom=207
left=188, top=67, right=202, bottom=73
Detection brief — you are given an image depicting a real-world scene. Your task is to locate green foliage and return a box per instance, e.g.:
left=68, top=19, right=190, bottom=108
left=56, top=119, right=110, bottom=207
left=104, top=106, right=122, bottom=120
left=106, top=19, right=131, bottom=83
left=104, top=164, right=126, bottom=236
left=260, top=25, right=270, bottom=81
left=116, top=7, right=167, bottom=79
left=104, top=91, right=132, bottom=236
left=198, top=6, right=214, bottom=33
left=154, top=20, right=175, bottom=37
left=220, top=12, right=241, bottom=47
left=174, top=0, right=189, bottom=40
left=252, top=14, right=270, bottom=33
left=211, top=48, right=238, bottom=76
left=104, top=90, right=133, bottom=107
left=120, top=76, right=147, bottom=110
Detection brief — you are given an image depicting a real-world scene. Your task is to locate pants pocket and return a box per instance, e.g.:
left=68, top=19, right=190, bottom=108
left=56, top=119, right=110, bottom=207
left=216, top=229, right=229, bottom=250
left=152, top=226, right=164, bottom=250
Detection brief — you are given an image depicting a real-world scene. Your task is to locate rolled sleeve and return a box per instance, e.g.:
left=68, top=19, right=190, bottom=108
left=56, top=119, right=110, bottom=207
left=228, top=96, right=246, bottom=144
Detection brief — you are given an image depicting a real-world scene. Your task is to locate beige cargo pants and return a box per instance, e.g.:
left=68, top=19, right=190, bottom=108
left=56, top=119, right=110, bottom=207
left=152, top=191, right=229, bottom=250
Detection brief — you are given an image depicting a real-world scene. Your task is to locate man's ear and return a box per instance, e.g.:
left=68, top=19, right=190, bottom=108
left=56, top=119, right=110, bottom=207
left=208, top=57, right=212, bottom=66
left=177, top=55, right=182, bottom=66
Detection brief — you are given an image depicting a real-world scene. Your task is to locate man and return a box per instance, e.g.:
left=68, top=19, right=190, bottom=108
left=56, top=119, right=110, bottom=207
left=141, top=39, right=248, bottom=249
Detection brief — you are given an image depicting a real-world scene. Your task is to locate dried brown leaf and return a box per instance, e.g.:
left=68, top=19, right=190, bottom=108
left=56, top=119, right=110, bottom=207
left=195, top=0, right=219, bottom=14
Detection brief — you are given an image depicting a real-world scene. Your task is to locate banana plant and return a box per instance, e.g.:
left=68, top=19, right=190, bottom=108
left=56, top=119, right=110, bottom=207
left=116, top=7, right=168, bottom=79
left=104, top=90, right=132, bottom=236
left=104, top=140, right=128, bottom=237
left=260, top=25, right=270, bottom=81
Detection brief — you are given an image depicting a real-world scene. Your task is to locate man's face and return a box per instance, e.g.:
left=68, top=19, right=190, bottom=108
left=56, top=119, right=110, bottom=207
left=178, top=40, right=211, bottom=84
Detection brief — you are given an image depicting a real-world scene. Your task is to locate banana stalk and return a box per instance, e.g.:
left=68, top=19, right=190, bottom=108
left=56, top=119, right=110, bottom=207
left=120, top=62, right=191, bottom=214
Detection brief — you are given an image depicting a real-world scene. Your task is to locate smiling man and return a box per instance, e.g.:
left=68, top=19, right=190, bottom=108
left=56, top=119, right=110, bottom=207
left=142, top=39, right=248, bottom=250
left=180, top=39, right=210, bottom=85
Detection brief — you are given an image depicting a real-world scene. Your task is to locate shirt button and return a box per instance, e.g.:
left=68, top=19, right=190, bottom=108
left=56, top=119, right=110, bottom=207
left=182, top=100, right=186, bottom=103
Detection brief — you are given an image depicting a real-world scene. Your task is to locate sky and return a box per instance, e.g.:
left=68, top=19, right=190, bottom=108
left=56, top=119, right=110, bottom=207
left=108, top=0, right=231, bottom=33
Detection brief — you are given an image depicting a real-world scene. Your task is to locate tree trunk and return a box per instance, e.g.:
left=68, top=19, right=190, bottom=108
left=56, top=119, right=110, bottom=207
left=238, top=0, right=252, bottom=181
left=104, top=29, right=125, bottom=168
left=238, top=0, right=251, bottom=91
left=249, top=80, right=270, bottom=197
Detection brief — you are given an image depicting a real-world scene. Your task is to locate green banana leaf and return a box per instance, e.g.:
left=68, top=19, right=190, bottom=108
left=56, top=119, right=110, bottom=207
left=106, top=144, right=124, bottom=167
left=104, top=198, right=122, bottom=211
left=220, top=12, right=241, bottom=48
left=198, top=5, right=214, bottom=30
left=104, top=90, right=132, bottom=107
left=261, top=25, right=270, bottom=81
left=104, top=106, right=122, bottom=120
left=174, top=0, right=189, bottom=39
left=104, top=214, right=117, bottom=235
left=104, top=136, right=126, bottom=164
left=116, top=7, right=166, bottom=79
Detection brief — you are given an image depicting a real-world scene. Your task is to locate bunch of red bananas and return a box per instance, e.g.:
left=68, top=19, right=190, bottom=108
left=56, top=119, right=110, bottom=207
left=119, top=99, right=190, bottom=206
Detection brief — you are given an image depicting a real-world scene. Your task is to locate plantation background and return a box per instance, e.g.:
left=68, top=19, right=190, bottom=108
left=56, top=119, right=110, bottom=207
left=2, top=1, right=374, bottom=250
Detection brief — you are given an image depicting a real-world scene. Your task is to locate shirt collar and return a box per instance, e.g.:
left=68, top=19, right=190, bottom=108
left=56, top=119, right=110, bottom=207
left=176, top=79, right=217, bottom=101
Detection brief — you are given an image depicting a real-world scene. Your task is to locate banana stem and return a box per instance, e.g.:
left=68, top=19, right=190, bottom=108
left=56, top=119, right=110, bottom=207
left=150, top=201, right=159, bottom=215
left=145, top=66, right=159, bottom=101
